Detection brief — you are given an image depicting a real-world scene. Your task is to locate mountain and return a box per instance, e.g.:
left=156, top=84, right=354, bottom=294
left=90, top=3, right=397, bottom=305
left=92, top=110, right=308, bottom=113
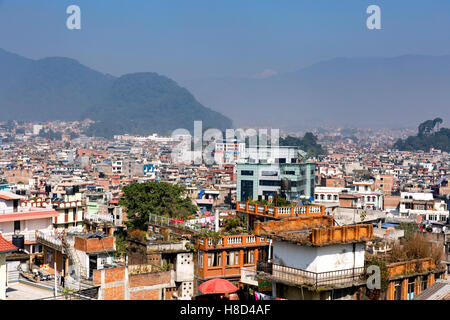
left=181, top=55, right=450, bottom=130
left=0, top=49, right=232, bottom=137
left=84, top=73, right=233, bottom=137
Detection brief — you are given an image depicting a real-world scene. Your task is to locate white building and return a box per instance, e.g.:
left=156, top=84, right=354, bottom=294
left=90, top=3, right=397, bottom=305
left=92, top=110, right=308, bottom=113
left=399, top=192, right=448, bottom=222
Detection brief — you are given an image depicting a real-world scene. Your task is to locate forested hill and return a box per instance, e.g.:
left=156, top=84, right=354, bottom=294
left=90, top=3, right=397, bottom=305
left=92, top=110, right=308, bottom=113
left=394, top=118, right=450, bottom=152
left=0, top=48, right=232, bottom=138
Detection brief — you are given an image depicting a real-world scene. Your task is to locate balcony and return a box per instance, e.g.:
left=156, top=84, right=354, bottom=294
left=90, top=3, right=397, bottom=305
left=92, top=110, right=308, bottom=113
left=37, top=231, right=64, bottom=251
left=236, top=201, right=324, bottom=219
left=1, top=232, right=37, bottom=243
left=256, top=261, right=365, bottom=290
left=84, top=212, right=116, bottom=225
left=196, top=234, right=269, bottom=251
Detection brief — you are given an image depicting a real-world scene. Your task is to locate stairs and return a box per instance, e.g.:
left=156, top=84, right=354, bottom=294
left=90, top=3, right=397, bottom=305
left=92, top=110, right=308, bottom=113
left=62, top=236, right=88, bottom=280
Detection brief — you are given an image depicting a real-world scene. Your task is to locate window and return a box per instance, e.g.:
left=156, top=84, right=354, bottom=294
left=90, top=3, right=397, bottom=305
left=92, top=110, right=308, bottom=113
left=241, top=180, right=254, bottom=202
left=407, top=278, right=415, bottom=300
left=226, top=251, right=240, bottom=266
left=243, top=250, right=254, bottom=265
left=284, top=171, right=295, bottom=175
left=259, top=180, right=280, bottom=186
left=198, top=251, right=204, bottom=266
left=208, top=252, right=222, bottom=267
left=421, top=276, right=428, bottom=291
left=394, top=281, right=402, bottom=300
left=261, top=171, right=278, bottom=176
left=241, top=170, right=254, bottom=176
left=14, top=220, right=21, bottom=232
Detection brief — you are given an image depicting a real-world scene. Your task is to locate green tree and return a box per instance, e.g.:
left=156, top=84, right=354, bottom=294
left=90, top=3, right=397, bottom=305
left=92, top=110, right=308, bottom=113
left=119, top=181, right=198, bottom=230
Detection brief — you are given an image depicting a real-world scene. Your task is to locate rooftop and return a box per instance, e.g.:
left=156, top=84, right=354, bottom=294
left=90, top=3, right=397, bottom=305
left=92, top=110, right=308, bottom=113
left=254, top=215, right=374, bottom=246
left=0, top=233, right=18, bottom=253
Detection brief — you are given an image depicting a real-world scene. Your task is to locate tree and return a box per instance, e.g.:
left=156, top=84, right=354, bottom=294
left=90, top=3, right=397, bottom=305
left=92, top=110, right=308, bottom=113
left=432, top=117, right=443, bottom=132
left=119, top=181, right=198, bottom=230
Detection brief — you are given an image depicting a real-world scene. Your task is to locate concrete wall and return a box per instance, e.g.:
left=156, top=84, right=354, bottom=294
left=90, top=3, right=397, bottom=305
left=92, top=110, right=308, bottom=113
left=0, top=254, right=6, bottom=300
left=273, top=241, right=365, bottom=273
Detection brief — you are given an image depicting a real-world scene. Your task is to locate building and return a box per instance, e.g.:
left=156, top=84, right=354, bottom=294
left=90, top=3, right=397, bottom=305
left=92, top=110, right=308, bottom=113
left=338, top=181, right=384, bottom=210
left=194, top=234, right=269, bottom=294
left=236, top=160, right=316, bottom=202
left=0, top=234, right=17, bottom=300
left=214, top=139, right=246, bottom=164
left=0, top=192, right=58, bottom=254
left=236, top=200, right=324, bottom=230
left=254, top=215, right=374, bottom=300
left=399, top=192, right=449, bottom=222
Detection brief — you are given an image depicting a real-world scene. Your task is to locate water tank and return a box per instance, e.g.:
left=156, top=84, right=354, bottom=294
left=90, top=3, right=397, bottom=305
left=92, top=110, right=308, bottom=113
left=280, top=178, right=291, bottom=191
left=12, top=235, right=24, bottom=250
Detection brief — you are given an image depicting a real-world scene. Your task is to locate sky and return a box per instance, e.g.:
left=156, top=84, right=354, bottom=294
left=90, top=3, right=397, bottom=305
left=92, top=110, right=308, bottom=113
left=1, top=0, right=450, bottom=82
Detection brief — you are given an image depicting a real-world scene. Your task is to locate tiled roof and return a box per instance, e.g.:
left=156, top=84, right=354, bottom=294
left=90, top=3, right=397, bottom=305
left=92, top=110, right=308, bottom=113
left=0, top=210, right=59, bottom=223
left=0, top=233, right=18, bottom=253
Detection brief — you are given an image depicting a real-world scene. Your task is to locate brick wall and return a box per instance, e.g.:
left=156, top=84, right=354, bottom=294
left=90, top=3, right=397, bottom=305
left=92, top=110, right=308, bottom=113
left=94, top=266, right=175, bottom=300
left=129, top=271, right=171, bottom=288
left=75, top=236, right=115, bottom=252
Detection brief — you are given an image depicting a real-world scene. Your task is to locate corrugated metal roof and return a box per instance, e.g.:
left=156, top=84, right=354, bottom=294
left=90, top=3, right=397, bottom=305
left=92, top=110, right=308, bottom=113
left=414, top=280, right=450, bottom=300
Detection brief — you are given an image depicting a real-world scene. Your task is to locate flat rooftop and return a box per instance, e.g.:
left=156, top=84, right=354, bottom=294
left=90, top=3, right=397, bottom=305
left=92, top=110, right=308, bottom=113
left=6, top=282, right=55, bottom=300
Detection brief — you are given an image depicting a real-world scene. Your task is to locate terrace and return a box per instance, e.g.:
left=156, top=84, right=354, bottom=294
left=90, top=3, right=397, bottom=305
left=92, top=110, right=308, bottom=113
left=195, top=234, right=268, bottom=251
left=236, top=201, right=324, bottom=219
left=256, top=261, right=366, bottom=290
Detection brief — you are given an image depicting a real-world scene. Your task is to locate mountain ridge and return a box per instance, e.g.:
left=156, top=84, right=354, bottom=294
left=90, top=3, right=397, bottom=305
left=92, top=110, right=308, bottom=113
left=0, top=48, right=232, bottom=137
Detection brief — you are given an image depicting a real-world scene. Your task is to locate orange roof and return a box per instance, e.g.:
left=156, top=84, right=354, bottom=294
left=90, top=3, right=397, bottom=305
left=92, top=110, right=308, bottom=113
left=0, top=210, right=59, bottom=223
left=0, top=191, right=23, bottom=200
left=0, top=234, right=18, bottom=253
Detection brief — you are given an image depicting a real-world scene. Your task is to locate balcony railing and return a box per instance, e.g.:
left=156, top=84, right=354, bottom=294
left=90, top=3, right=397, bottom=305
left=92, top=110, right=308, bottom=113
left=84, top=212, right=115, bottom=224
left=37, top=231, right=64, bottom=250
left=256, top=261, right=365, bottom=289
left=197, top=234, right=269, bottom=250
left=236, top=201, right=324, bottom=218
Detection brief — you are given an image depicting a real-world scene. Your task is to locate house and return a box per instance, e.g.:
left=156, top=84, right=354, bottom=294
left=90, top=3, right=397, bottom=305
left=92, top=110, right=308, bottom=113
left=0, top=234, right=17, bottom=300
left=254, top=215, right=374, bottom=300
left=194, top=234, right=269, bottom=295
left=0, top=191, right=58, bottom=255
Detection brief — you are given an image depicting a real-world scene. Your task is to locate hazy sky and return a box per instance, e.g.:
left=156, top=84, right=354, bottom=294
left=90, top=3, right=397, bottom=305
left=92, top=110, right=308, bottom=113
left=1, top=0, right=450, bottom=82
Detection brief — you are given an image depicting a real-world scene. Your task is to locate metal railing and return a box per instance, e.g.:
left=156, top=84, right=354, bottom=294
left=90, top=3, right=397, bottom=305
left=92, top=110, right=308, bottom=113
left=148, top=213, right=213, bottom=233
left=37, top=231, right=63, bottom=248
left=256, top=261, right=365, bottom=289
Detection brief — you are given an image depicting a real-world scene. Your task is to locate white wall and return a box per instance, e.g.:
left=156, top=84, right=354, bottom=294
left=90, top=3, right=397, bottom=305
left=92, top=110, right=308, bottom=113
left=273, top=241, right=365, bottom=273
left=175, top=252, right=194, bottom=282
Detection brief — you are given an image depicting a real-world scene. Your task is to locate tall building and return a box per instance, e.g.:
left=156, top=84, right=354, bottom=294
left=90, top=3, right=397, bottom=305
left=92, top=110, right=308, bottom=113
left=236, top=160, right=316, bottom=202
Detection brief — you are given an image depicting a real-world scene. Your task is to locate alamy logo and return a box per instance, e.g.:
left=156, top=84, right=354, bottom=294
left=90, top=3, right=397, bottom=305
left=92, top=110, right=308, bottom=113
left=366, top=5, right=381, bottom=30
left=366, top=265, right=381, bottom=290
left=66, top=5, right=81, bottom=30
